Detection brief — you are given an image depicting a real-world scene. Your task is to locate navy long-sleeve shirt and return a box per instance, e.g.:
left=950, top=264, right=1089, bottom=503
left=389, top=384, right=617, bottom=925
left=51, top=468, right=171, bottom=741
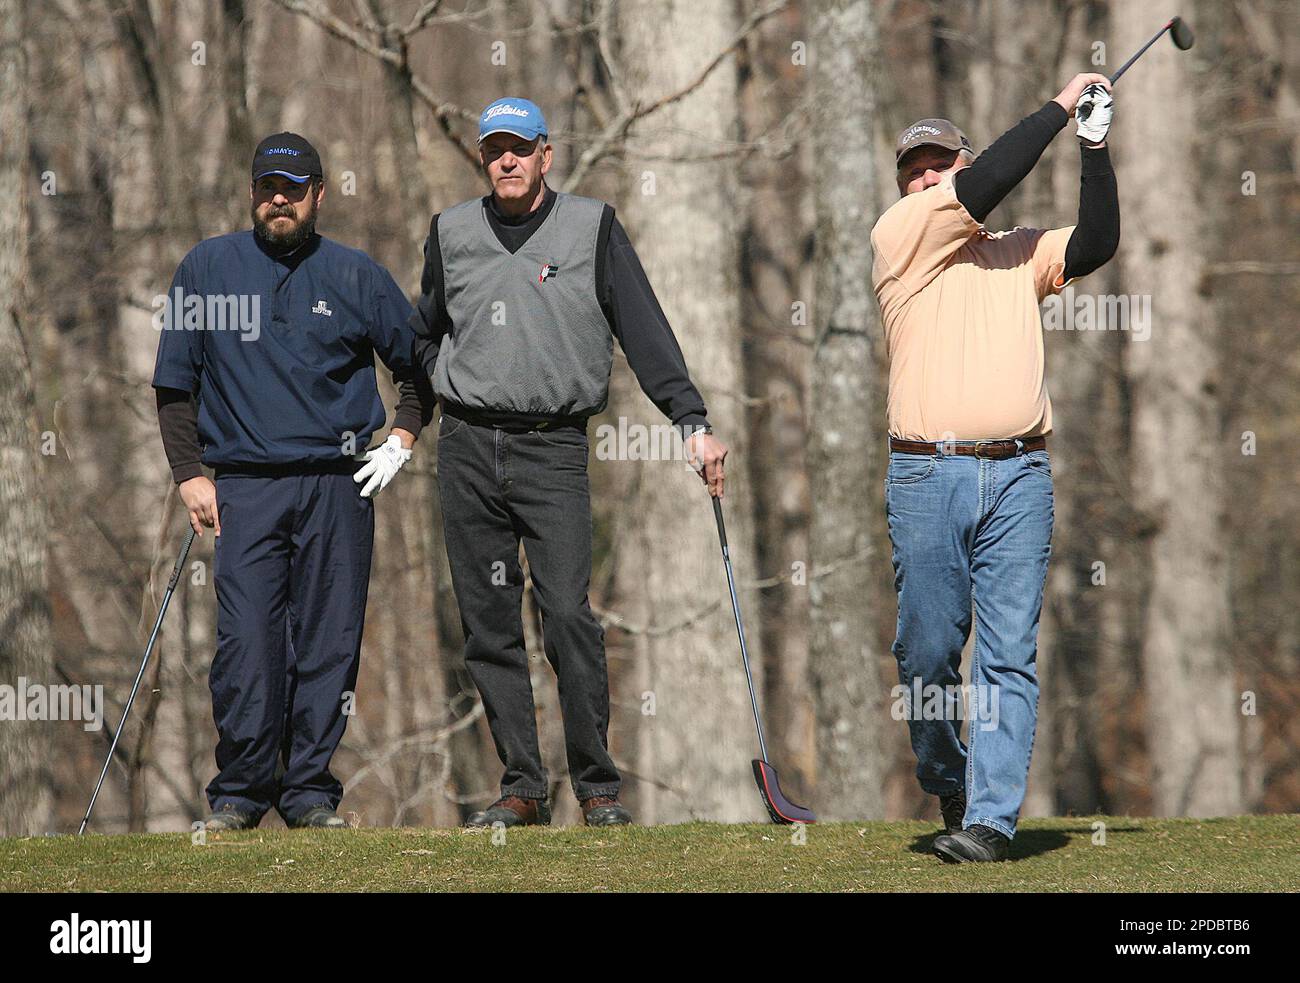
left=153, top=231, right=425, bottom=481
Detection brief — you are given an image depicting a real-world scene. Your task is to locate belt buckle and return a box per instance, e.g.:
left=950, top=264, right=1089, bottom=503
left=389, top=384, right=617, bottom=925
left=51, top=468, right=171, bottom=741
left=973, top=440, right=996, bottom=459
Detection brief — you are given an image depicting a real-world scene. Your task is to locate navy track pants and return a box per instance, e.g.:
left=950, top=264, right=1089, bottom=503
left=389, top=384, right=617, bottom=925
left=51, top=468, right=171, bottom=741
left=207, top=470, right=373, bottom=824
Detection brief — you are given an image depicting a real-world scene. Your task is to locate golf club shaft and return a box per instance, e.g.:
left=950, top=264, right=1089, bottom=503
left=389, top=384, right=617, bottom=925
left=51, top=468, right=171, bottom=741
left=712, top=496, right=770, bottom=764
left=1109, top=19, right=1174, bottom=83
left=78, top=527, right=196, bottom=835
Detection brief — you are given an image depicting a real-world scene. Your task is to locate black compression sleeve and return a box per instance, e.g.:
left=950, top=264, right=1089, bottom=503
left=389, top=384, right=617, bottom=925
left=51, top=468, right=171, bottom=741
left=954, top=101, right=1069, bottom=222
left=1062, top=144, right=1120, bottom=281
left=601, top=216, right=709, bottom=429
left=409, top=213, right=451, bottom=390
left=393, top=375, right=434, bottom=436
left=156, top=387, right=204, bottom=483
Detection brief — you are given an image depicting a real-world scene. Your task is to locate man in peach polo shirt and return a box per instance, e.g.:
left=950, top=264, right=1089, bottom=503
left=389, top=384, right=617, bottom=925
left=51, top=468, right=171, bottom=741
left=871, top=74, right=1119, bottom=862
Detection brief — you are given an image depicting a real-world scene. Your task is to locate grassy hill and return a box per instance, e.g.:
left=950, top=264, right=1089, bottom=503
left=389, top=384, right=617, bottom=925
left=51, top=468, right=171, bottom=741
left=3, top=815, right=1295, bottom=892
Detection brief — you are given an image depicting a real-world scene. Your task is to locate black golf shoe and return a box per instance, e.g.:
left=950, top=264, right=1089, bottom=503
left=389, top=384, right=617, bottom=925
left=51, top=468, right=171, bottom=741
left=939, top=791, right=967, bottom=835
left=580, top=796, right=633, bottom=827
left=203, top=804, right=255, bottom=832
left=291, top=805, right=348, bottom=829
left=464, top=796, right=551, bottom=828
left=933, top=823, right=1011, bottom=863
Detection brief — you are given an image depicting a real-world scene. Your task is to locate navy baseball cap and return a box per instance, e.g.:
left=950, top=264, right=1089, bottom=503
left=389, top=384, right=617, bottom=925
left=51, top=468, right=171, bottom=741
left=251, top=132, right=323, bottom=183
left=478, top=97, right=548, bottom=144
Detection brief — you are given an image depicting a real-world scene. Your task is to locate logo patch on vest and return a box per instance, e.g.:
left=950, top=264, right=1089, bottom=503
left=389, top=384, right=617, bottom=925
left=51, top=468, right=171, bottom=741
left=539, top=264, right=559, bottom=283
left=311, top=299, right=332, bottom=316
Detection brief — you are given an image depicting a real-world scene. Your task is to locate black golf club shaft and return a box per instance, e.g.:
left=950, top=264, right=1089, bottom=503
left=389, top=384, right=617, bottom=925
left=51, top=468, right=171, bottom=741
left=1110, top=18, right=1176, bottom=84
left=1078, top=16, right=1192, bottom=121
left=78, top=527, right=196, bottom=835
left=712, top=496, right=770, bottom=764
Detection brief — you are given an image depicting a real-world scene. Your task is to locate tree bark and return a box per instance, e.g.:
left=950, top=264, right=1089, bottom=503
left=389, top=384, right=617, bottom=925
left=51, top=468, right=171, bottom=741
left=0, top=0, right=55, bottom=837
left=805, top=0, right=889, bottom=820
left=614, top=0, right=764, bottom=823
left=1025, top=0, right=1106, bottom=818
left=1112, top=0, right=1242, bottom=816
left=738, top=10, right=815, bottom=802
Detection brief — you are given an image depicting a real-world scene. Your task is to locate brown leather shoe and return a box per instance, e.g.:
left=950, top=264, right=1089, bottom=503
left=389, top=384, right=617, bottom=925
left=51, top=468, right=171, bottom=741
left=580, top=795, right=633, bottom=827
left=464, top=796, right=551, bottom=828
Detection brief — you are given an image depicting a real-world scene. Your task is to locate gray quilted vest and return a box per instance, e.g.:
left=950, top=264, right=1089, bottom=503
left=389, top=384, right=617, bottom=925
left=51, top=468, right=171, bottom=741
left=433, top=191, right=612, bottom=417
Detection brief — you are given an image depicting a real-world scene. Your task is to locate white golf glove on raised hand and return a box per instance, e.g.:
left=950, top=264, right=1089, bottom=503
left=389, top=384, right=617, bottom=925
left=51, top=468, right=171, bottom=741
left=1075, top=83, right=1113, bottom=144
left=353, top=434, right=411, bottom=498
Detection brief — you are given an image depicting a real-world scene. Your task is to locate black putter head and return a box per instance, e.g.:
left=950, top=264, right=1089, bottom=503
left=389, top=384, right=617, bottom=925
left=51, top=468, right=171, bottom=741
left=1169, top=16, right=1194, bottom=50
left=752, top=760, right=816, bottom=825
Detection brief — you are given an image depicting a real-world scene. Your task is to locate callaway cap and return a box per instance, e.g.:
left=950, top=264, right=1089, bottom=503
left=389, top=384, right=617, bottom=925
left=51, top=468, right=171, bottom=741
left=895, top=118, right=973, bottom=164
left=478, top=97, right=548, bottom=143
left=251, top=132, right=323, bottom=183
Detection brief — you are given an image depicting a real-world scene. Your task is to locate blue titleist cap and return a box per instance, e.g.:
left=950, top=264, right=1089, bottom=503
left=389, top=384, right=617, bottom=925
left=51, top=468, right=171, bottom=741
left=478, top=97, right=548, bottom=143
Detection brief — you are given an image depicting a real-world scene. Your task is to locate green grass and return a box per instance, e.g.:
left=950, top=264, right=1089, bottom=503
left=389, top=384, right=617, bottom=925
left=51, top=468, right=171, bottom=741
left=3, top=815, right=1295, bottom=892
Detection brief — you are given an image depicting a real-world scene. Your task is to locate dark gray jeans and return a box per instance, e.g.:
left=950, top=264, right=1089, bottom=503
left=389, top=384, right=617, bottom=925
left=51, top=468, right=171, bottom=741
left=435, top=407, right=619, bottom=802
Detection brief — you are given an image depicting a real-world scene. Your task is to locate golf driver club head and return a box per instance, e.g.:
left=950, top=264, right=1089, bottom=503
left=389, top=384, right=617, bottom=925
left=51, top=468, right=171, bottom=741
left=1108, top=15, right=1196, bottom=85
left=1169, top=16, right=1194, bottom=50
left=752, top=760, right=816, bottom=825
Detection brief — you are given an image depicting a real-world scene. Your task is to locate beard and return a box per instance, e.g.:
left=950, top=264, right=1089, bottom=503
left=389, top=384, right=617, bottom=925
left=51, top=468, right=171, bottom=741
left=252, top=197, right=318, bottom=252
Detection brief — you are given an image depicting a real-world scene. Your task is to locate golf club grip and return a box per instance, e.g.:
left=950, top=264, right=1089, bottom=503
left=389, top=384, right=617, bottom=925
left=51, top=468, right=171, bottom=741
left=712, top=495, right=728, bottom=551
left=167, top=527, right=197, bottom=591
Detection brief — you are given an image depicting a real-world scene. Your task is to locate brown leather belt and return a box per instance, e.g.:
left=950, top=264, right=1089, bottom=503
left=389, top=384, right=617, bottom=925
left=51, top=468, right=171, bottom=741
left=889, top=435, right=1047, bottom=460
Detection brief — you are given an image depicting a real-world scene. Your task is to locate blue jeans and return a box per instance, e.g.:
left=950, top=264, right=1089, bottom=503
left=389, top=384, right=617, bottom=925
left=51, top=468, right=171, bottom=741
left=884, top=444, right=1054, bottom=838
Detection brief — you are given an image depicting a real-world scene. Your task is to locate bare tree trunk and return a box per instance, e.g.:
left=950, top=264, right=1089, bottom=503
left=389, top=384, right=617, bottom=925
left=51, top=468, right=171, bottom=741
left=364, top=0, right=433, bottom=248
left=738, top=27, right=816, bottom=800
left=211, top=0, right=253, bottom=229
left=614, top=0, right=763, bottom=823
left=806, top=0, right=889, bottom=820
left=0, top=0, right=55, bottom=837
left=1112, top=0, right=1241, bottom=816
left=125, top=0, right=204, bottom=832
left=1026, top=0, right=1102, bottom=818
left=966, top=0, right=1069, bottom=227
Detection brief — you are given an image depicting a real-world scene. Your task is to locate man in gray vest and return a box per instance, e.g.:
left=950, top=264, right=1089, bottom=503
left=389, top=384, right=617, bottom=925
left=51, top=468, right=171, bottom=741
left=412, top=97, right=726, bottom=827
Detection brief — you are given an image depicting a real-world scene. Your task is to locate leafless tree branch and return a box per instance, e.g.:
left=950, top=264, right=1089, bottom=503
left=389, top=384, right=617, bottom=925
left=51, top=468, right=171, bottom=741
left=562, top=0, right=790, bottom=190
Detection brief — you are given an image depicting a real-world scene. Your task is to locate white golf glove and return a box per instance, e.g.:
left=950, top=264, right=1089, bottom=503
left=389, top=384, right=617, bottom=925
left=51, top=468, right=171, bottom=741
left=1075, top=83, right=1113, bottom=144
left=353, top=434, right=411, bottom=498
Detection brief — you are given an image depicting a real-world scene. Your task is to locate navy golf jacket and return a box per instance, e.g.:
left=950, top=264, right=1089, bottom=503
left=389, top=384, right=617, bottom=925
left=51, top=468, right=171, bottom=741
left=152, top=231, right=420, bottom=469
